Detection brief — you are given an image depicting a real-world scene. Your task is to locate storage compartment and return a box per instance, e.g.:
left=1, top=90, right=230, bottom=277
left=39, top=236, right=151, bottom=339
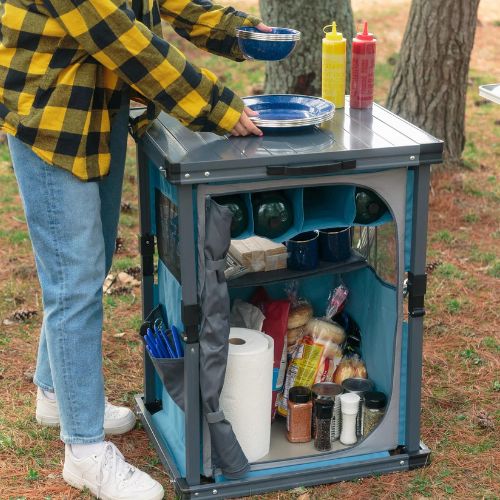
left=303, top=185, right=356, bottom=231
left=228, top=265, right=398, bottom=466
left=251, top=188, right=304, bottom=242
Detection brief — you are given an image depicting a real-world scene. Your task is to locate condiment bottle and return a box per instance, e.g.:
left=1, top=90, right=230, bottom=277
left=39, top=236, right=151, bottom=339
left=314, top=399, right=334, bottom=451
left=322, top=21, right=346, bottom=109
left=362, top=391, right=387, bottom=436
left=339, top=392, right=360, bottom=445
left=287, top=386, right=312, bottom=443
left=349, top=21, right=376, bottom=109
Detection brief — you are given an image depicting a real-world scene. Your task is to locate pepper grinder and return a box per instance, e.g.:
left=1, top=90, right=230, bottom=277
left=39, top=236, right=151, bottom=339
left=339, top=392, right=360, bottom=445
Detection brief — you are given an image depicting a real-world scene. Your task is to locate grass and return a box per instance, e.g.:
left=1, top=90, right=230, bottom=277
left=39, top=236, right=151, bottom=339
left=0, top=2, right=499, bottom=499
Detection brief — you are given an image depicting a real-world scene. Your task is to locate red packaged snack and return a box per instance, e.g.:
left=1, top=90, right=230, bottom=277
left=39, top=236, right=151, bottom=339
left=252, top=287, right=290, bottom=420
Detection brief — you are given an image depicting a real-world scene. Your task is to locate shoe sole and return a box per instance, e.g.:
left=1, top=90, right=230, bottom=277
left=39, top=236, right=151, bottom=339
left=63, top=467, right=164, bottom=500
left=36, top=414, right=136, bottom=435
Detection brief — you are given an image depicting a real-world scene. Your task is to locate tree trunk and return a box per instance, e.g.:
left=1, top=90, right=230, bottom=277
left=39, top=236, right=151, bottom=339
left=259, top=0, right=354, bottom=96
left=386, top=0, right=480, bottom=162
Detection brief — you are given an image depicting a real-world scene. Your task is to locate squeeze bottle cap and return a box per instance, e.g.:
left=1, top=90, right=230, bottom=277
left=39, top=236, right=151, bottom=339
left=323, top=21, right=343, bottom=41
left=356, top=21, right=375, bottom=41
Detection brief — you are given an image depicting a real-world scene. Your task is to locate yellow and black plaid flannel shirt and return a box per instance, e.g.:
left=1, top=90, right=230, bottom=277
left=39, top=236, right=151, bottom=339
left=0, top=0, right=260, bottom=180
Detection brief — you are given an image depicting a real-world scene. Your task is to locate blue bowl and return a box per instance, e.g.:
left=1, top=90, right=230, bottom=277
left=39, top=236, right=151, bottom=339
left=237, top=27, right=300, bottom=61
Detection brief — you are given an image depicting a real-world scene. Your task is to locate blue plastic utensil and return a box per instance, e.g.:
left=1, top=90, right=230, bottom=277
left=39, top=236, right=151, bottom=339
left=159, top=327, right=176, bottom=358
left=171, top=325, right=184, bottom=358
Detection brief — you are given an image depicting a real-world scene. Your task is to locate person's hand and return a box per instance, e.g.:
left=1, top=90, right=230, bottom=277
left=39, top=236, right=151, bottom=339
left=231, top=107, right=263, bottom=137
left=255, top=22, right=273, bottom=33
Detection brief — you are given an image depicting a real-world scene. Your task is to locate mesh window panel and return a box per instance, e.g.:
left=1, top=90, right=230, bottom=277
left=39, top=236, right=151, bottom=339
left=156, top=190, right=181, bottom=282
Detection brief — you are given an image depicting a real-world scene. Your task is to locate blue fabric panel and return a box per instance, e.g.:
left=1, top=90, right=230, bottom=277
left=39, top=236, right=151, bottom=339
left=405, top=169, right=414, bottom=271
left=302, top=185, right=357, bottom=232
left=214, top=450, right=390, bottom=482
left=343, top=268, right=397, bottom=396
left=399, top=321, right=408, bottom=444
left=158, top=260, right=184, bottom=332
left=151, top=387, right=187, bottom=478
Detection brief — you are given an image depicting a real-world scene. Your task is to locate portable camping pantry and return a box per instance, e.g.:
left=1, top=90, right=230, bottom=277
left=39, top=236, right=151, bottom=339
left=132, top=98, right=443, bottom=499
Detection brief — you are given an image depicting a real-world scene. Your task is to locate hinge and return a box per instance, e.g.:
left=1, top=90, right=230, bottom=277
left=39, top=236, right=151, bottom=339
left=407, top=272, right=427, bottom=318
left=181, top=302, right=201, bottom=343
left=138, top=234, right=155, bottom=276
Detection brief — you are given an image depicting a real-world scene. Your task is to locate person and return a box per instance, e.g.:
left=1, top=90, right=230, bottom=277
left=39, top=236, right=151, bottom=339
left=0, top=0, right=270, bottom=497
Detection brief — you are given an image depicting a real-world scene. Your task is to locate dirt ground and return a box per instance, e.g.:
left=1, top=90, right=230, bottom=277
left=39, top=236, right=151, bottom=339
left=0, top=1, right=498, bottom=499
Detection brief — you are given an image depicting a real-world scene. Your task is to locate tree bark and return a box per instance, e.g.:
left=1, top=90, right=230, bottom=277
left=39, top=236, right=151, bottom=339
left=259, top=0, right=354, bottom=96
left=386, top=0, right=480, bottom=162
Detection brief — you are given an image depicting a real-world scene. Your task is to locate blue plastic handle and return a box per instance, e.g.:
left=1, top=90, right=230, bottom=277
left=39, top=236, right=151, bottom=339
left=171, top=325, right=184, bottom=358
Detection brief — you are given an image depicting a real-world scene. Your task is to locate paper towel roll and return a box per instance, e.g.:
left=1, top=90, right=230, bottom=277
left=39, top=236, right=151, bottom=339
left=220, top=328, right=274, bottom=463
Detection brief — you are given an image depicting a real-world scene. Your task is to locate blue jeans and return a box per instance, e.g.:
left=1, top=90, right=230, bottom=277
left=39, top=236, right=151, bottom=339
left=8, top=99, right=130, bottom=444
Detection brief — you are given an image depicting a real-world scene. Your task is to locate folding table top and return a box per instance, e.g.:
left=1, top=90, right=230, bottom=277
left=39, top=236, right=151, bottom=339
left=135, top=97, right=443, bottom=185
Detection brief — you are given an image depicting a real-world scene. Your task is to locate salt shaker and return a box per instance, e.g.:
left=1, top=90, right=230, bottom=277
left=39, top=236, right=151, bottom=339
left=339, top=392, right=360, bottom=445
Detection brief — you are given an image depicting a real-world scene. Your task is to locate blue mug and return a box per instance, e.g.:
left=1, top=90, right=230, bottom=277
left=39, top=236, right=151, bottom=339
left=319, top=227, right=352, bottom=263
left=286, top=231, right=319, bottom=271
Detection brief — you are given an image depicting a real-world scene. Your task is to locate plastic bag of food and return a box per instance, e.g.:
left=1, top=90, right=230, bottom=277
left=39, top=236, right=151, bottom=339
left=325, top=284, right=349, bottom=319
left=332, top=354, right=367, bottom=385
left=304, top=317, right=346, bottom=345
left=284, top=281, right=313, bottom=351
left=277, top=328, right=344, bottom=416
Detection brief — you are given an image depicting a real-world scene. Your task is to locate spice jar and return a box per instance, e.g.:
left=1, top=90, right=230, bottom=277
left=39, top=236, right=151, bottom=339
left=287, top=386, right=312, bottom=443
left=362, top=391, right=387, bottom=437
left=314, top=399, right=334, bottom=451
left=342, top=377, right=374, bottom=437
left=311, top=382, right=343, bottom=441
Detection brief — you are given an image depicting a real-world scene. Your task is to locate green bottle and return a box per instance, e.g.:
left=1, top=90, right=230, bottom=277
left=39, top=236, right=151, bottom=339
left=253, top=191, right=294, bottom=238
left=354, top=188, right=388, bottom=224
left=214, top=195, right=248, bottom=238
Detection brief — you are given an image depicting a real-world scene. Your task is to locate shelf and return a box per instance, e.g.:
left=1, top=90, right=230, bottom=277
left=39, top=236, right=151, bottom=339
left=254, top=418, right=350, bottom=464
left=227, top=251, right=367, bottom=288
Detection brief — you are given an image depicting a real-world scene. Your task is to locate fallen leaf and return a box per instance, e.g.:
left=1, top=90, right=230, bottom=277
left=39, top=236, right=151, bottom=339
left=113, top=332, right=127, bottom=338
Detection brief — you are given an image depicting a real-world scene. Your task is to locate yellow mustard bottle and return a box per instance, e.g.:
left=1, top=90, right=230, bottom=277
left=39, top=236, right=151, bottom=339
left=322, top=22, right=346, bottom=109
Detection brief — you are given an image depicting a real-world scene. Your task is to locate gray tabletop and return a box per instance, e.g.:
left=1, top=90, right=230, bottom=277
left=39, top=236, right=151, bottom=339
left=136, top=97, right=443, bottom=185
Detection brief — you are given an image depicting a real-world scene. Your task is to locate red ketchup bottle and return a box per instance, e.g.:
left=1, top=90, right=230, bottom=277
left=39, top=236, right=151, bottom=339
left=350, top=21, right=376, bottom=109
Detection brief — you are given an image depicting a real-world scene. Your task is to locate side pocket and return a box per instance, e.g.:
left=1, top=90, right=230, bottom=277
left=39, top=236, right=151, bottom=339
left=140, top=304, right=185, bottom=411
left=148, top=354, right=185, bottom=411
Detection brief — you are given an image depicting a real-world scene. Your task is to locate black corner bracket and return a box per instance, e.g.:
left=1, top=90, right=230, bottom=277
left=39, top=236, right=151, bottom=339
left=181, top=302, right=201, bottom=344
left=138, top=234, right=155, bottom=277
left=407, top=272, right=427, bottom=318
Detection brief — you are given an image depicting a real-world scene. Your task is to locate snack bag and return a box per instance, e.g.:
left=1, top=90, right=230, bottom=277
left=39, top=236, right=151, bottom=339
left=277, top=333, right=325, bottom=417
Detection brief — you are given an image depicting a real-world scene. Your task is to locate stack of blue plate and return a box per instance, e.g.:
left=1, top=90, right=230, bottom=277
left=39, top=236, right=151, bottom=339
left=243, top=94, right=335, bottom=129
left=236, top=27, right=301, bottom=61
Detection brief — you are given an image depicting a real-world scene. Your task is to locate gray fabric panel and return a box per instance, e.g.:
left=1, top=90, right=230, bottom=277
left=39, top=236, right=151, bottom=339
left=198, top=199, right=250, bottom=478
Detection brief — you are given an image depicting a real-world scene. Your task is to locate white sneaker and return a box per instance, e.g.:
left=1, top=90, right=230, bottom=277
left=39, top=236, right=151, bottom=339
left=63, top=442, right=164, bottom=500
left=36, top=388, right=136, bottom=435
